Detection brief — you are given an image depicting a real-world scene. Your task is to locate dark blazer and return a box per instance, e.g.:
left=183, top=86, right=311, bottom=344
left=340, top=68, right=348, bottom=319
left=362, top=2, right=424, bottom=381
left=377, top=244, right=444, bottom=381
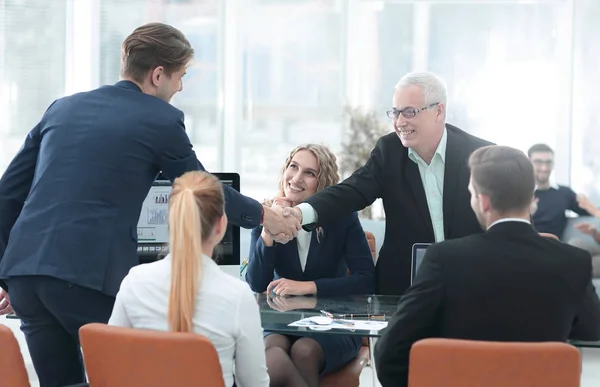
left=374, top=221, right=600, bottom=387
left=304, top=124, right=493, bottom=295
left=0, top=81, right=261, bottom=296
left=246, top=212, right=375, bottom=296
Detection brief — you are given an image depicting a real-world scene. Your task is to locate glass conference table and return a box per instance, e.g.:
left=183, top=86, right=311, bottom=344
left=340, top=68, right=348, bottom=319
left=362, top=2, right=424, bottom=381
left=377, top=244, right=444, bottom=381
left=256, top=293, right=398, bottom=387
left=256, top=293, right=600, bottom=386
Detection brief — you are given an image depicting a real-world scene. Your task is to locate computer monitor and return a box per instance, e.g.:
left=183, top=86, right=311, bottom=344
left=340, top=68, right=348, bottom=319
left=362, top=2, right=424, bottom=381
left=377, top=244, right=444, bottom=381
left=411, top=243, right=431, bottom=284
left=137, top=172, right=241, bottom=278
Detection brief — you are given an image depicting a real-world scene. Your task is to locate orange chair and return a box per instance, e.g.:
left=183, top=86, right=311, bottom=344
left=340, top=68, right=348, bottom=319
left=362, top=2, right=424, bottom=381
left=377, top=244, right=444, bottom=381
left=322, top=230, right=377, bottom=387
left=0, top=324, right=30, bottom=387
left=409, top=338, right=581, bottom=387
left=79, top=323, right=225, bottom=387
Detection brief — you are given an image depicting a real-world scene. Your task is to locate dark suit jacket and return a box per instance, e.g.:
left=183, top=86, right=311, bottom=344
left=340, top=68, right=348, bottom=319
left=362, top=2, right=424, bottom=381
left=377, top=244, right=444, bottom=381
left=305, top=124, right=493, bottom=295
left=374, top=221, right=600, bottom=387
left=0, top=81, right=261, bottom=296
left=245, top=212, right=375, bottom=296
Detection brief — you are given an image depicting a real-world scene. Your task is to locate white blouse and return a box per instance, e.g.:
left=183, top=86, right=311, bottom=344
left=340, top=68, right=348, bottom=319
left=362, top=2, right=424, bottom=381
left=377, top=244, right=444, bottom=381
left=296, top=229, right=312, bottom=272
left=108, top=254, right=269, bottom=387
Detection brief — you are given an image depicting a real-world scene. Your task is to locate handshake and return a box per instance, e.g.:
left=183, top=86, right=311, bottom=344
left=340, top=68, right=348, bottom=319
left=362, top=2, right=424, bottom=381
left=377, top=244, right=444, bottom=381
left=261, top=197, right=303, bottom=244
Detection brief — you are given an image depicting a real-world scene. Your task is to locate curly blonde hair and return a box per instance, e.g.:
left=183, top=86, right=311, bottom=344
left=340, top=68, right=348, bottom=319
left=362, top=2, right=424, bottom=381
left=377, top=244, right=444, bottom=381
left=275, top=144, right=340, bottom=199
left=264, top=144, right=339, bottom=241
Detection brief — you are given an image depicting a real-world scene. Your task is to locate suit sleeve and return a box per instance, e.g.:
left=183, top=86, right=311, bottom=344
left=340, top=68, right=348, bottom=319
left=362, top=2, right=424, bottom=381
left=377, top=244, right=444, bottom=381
left=245, top=226, right=277, bottom=293
left=313, top=213, right=375, bottom=296
left=569, top=253, right=600, bottom=341
left=0, top=121, right=43, bottom=270
left=158, top=113, right=261, bottom=229
left=374, top=243, right=444, bottom=387
left=304, top=137, right=385, bottom=227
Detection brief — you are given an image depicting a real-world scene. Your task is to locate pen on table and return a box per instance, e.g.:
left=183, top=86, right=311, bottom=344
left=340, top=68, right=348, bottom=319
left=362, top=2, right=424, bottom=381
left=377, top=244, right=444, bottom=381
left=338, top=314, right=386, bottom=320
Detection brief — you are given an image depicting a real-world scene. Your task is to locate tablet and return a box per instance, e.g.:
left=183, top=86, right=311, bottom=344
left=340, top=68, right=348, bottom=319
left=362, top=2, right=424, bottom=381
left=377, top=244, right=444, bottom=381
left=411, top=243, right=431, bottom=283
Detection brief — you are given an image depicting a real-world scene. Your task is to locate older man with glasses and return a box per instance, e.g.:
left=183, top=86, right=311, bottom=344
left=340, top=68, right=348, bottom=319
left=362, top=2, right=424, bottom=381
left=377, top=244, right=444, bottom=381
left=284, top=71, right=494, bottom=295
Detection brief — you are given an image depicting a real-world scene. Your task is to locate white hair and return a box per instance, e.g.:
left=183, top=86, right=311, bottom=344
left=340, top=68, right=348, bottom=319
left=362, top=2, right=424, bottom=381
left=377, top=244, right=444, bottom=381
left=395, top=72, right=448, bottom=107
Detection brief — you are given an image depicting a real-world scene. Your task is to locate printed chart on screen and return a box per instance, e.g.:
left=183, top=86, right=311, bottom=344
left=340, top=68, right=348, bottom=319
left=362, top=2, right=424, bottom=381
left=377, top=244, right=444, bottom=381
left=137, top=185, right=171, bottom=244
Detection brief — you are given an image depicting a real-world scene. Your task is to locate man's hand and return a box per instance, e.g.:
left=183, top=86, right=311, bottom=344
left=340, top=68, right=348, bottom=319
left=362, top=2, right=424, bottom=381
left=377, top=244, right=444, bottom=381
left=0, top=289, right=13, bottom=315
left=283, top=206, right=303, bottom=224
left=262, top=205, right=300, bottom=244
left=267, top=278, right=316, bottom=296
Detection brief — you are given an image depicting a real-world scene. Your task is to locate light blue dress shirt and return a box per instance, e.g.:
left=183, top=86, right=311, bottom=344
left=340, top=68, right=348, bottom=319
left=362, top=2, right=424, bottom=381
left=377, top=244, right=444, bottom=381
left=408, top=128, right=447, bottom=242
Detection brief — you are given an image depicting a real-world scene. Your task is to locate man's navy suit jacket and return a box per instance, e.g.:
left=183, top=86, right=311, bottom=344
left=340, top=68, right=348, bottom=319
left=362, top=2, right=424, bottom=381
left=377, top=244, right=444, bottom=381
left=0, top=81, right=261, bottom=296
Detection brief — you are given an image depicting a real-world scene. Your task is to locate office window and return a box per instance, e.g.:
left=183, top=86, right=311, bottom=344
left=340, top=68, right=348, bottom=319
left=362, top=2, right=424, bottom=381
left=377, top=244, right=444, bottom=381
left=571, top=0, right=600, bottom=202
left=238, top=0, right=346, bottom=201
left=0, top=0, right=66, bottom=169
left=369, top=1, right=573, bottom=159
left=99, top=0, right=220, bottom=171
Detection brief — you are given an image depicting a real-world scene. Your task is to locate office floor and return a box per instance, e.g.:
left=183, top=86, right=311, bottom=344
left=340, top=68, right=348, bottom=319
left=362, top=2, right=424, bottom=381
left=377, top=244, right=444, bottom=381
left=2, top=316, right=599, bottom=387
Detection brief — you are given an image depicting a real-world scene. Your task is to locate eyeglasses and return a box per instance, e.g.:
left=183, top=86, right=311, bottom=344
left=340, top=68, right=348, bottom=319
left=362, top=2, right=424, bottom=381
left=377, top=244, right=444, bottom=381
left=386, top=102, right=440, bottom=119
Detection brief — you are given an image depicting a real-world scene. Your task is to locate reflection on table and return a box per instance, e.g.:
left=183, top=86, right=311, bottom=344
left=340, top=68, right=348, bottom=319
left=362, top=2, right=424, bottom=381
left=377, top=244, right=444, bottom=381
left=255, top=293, right=400, bottom=337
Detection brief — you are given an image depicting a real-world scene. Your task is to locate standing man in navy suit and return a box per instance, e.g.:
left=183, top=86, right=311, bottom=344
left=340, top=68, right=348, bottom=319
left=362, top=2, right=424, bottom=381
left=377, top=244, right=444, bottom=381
left=0, top=23, right=299, bottom=387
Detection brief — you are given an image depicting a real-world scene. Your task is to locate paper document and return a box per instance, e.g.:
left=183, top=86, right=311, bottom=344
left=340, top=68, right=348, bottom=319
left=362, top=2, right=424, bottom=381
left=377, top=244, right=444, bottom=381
left=288, top=317, right=388, bottom=331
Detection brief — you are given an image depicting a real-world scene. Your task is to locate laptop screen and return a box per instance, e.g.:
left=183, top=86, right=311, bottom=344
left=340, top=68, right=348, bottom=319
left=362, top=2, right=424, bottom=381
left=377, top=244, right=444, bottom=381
left=411, top=243, right=431, bottom=283
left=137, top=172, right=240, bottom=265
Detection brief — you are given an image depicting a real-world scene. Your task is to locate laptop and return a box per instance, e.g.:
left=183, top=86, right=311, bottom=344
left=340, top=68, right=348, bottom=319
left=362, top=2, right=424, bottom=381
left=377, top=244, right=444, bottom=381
left=411, top=243, right=432, bottom=284
left=136, top=172, right=241, bottom=278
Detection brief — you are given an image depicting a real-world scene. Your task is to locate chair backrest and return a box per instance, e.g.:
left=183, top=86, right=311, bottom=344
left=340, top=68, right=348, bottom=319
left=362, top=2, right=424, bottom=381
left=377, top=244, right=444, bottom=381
left=79, top=323, right=225, bottom=387
left=0, top=324, right=30, bottom=387
left=364, top=231, right=376, bottom=262
left=409, top=338, right=581, bottom=387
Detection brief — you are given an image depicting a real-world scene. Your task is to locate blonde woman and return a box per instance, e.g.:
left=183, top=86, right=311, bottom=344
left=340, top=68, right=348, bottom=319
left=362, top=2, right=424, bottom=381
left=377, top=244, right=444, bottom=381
left=109, top=171, right=268, bottom=387
left=246, top=144, right=375, bottom=387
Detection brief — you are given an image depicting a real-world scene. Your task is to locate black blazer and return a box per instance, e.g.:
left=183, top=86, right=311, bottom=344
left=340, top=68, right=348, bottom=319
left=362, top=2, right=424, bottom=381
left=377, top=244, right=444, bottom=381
left=374, top=221, right=600, bottom=387
left=0, top=81, right=261, bottom=296
left=245, top=212, right=375, bottom=296
left=305, top=124, right=493, bottom=295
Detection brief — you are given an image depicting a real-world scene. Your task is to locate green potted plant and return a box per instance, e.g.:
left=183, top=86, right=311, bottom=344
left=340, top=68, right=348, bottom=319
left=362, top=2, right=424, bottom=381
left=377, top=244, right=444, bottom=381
left=339, top=106, right=389, bottom=219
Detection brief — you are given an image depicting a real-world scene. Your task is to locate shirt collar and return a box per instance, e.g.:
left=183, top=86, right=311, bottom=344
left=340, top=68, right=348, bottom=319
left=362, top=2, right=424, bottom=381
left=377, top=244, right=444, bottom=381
left=408, top=127, right=447, bottom=165
left=488, top=218, right=531, bottom=230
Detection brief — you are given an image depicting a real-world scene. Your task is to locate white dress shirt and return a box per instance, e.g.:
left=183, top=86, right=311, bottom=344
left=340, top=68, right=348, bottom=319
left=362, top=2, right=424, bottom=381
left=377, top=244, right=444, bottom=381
left=488, top=217, right=531, bottom=229
left=108, top=254, right=269, bottom=387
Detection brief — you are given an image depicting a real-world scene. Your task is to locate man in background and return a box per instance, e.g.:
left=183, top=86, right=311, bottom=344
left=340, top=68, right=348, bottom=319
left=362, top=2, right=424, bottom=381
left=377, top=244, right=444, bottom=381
left=528, top=143, right=598, bottom=239
left=286, top=72, right=492, bottom=295
left=374, top=145, right=600, bottom=387
left=0, top=23, right=298, bottom=387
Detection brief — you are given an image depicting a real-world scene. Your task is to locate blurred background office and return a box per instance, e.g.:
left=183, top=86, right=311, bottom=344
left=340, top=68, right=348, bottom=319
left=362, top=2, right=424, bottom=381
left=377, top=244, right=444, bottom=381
left=1, top=0, right=599, bottom=209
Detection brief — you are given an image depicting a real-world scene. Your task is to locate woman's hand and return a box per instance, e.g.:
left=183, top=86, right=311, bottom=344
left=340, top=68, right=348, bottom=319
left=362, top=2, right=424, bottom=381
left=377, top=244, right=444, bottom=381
left=267, top=278, right=316, bottom=296
left=267, top=295, right=317, bottom=312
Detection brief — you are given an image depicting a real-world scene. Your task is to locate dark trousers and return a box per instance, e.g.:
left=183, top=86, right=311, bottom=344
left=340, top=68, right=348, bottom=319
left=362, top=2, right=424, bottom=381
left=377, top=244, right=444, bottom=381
left=6, top=276, right=115, bottom=387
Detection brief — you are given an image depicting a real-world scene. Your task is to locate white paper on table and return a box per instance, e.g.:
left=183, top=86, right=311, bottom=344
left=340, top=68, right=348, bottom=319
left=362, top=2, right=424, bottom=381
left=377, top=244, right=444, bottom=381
left=288, top=317, right=388, bottom=331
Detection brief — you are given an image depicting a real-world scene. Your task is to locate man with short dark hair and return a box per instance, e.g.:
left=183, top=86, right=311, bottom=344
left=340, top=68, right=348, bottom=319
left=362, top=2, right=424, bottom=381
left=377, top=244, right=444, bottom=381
left=374, top=145, right=600, bottom=387
left=528, top=143, right=597, bottom=239
left=0, top=23, right=298, bottom=387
